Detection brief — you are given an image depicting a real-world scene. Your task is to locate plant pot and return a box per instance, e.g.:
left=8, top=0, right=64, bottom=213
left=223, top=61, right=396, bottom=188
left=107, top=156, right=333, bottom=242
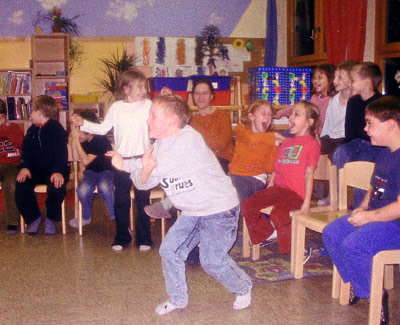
left=52, top=25, right=62, bottom=33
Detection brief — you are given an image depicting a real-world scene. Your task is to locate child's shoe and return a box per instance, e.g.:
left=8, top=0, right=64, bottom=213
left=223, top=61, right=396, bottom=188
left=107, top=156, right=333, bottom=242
left=145, top=202, right=171, bottom=219
left=155, top=300, right=187, bottom=315
left=233, top=290, right=252, bottom=310
left=44, top=218, right=57, bottom=235
left=139, top=245, right=151, bottom=251
left=27, top=216, right=42, bottom=236
left=69, top=218, right=91, bottom=228
left=6, top=225, right=18, bottom=235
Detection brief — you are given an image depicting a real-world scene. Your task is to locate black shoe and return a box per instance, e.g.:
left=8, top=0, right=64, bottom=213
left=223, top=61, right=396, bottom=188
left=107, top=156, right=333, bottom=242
left=6, top=225, right=18, bottom=235
left=380, top=289, right=389, bottom=325
left=349, top=285, right=360, bottom=305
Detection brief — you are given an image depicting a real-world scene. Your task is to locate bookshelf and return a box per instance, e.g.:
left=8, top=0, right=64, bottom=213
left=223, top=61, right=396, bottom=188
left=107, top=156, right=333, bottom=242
left=31, top=33, right=70, bottom=129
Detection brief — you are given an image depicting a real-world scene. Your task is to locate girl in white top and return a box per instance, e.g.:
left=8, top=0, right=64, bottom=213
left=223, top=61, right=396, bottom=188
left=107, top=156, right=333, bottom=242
left=71, top=69, right=154, bottom=251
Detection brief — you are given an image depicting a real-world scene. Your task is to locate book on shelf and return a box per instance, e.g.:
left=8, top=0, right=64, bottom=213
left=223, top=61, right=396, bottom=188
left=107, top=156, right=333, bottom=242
left=0, top=71, right=31, bottom=95
left=1, top=95, right=31, bottom=120
left=45, top=82, right=68, bottom=111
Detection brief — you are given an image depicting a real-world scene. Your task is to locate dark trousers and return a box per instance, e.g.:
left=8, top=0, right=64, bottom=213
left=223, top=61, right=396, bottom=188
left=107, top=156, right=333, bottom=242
left=15, top=169, right=69, bottom=225
left=113, top=170, right=152, bottom=247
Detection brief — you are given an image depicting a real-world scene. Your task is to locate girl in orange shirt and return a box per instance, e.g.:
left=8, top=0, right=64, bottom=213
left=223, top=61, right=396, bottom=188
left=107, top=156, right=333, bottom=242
left=229, top=100, right=284, bottom=202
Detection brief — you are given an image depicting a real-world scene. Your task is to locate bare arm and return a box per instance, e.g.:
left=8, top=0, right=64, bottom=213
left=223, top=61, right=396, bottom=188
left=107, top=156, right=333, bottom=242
left=300, top=165, right=316, bottom=214
left=70, top=126, right=96, bottom=167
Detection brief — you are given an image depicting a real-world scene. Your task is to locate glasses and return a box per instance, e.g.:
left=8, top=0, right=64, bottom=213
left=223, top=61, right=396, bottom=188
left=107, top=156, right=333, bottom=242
left=193, top=92, right=211, bottom=97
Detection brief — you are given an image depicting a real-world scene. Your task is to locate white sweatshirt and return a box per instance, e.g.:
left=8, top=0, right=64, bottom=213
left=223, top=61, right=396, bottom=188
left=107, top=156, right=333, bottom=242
left=320, top=93, right=346, bottom=139
left=125, top=125, right=239, bottom=216
left=80, top=99, right=152, bottom=157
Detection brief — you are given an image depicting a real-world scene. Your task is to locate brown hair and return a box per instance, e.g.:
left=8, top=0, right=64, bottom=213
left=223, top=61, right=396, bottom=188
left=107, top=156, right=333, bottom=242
left=241, top=99, right=272, bottom=127
left=32, top=95, right=58, bottom=120
left=366, top=95, right=400, bottom=128
left=78, top=110, right=99, bottom=123
left=153, top=94, right=192, bottom=128
left=312, top=64, right=336, bottom=97
left=192, top=78, right=215, bottom=95
left=115, top=69, right=147, bottom=100
left=297, top=100, right=320, bottom=138
left=352, top=62, right=382, bottom=90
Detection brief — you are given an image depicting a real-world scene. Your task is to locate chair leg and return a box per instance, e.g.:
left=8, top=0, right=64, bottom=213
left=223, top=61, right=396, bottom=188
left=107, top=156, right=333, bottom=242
left=339, top=280, right=350, bottom=305
left=61, top=200, right=66, bottom=235
left=290, top=215, right=297, bottom=274
left=384, top=264, right=394, bottom=290
left=129, top=197, right=134, bottom=231
left=242, top=218, right=251, bottom=258
left=368, top=253, right=385, bottom=325
left=251, top=244, right=260, bottom=261
left=20, top=215, right=26, bottom=233
left=161, top=219, right=166, bottom=240
left=332, top=265, right=341, bottom=299
left=294, top=222, right=306, bottom=279
left=78, top=200, right=83, bottom=236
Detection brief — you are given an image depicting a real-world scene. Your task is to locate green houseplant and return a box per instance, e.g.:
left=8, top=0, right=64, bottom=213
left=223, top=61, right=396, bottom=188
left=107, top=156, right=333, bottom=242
left=97, top=48, right=138, bottom=101
left=33, top=7, right=81, bottom=35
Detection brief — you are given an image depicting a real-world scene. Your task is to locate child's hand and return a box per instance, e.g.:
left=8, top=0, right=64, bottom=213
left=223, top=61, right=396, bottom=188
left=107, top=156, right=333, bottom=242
left=160, top=87, right=173, bottom=95
left=299, top=202, right=310, bottom=215
left=142, top=144, right=157, bottom=173
left=106, top=151, right=125, bottom=171
left=71, top=114, right=84, bottom=127
left=274, top=132, right=285, bottom=146
left=275, top=106, right=291, bottom=119
left=348, top=209, right=371, bottom=227
left=16, top=168, right=31, bottom=183
left=50, top=172, right=64, bottom=188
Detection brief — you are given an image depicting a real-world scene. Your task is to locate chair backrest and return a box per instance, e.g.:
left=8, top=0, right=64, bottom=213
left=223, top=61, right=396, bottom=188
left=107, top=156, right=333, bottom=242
left=311, top=154, right=338, bottom=212
left=338, top=161, right=375, bottom=210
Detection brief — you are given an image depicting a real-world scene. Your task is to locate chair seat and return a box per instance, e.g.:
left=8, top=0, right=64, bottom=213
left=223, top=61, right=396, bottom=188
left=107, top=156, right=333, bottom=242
left=294, top=209, right=348, bottom=233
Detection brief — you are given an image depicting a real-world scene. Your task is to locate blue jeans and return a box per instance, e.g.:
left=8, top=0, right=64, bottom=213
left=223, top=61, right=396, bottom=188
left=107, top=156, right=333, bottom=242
left=159, top=205, right=252, bottom=306
left=323, top=214, right=400, bottom=298
left=77, top=170, right=115, bottom=220
left=332, top=139, right=383, bottom=208
left=230, top=175, right=265, bottom=203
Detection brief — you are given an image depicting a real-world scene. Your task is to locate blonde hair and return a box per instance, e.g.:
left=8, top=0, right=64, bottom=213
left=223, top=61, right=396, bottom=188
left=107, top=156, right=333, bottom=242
left=352, top=62, right=382, bottom=90
left=153, top=94, right=192, bottom=128
left=297, top=100, right=320, bottom=138
left=241, top=99, right=273, bottom=126
left=115, top=69, right=147, bottom=100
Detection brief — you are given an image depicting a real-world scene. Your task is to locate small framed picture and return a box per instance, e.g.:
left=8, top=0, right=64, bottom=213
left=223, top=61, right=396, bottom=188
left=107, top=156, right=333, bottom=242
left=383, top=58, right=400, bottom=96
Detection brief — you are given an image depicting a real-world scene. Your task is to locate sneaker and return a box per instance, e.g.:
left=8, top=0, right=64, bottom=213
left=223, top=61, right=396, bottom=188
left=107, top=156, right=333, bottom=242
left=155, top=300, right=187, bottom=315
left=69, top=218, right=91, bottom=229
left=44, top=219, right=57, bottom=235
left=145, top=202, right=171, bottom=219
left=317, top=196, right=330, bottom=206
left=112, top=244, right=123, bottom=251
left=6, top=225, right=18, bottom=235
left=139, top=245, right=151, bottom=251
left=233, top=290, right=252, bottom=310
left=259, top=229, right=278, bottom=247
left=27, top=216, right=43, bottom=236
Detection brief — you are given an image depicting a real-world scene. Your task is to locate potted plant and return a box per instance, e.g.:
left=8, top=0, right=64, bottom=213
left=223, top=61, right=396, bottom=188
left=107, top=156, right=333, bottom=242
left=32, top=7, right=81, bottom=35
left=97, top=48, right=138, bottom=101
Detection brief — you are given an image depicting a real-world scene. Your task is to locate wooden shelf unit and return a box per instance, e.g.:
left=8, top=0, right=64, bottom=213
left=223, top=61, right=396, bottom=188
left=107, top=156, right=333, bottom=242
left=31, top=34, right=70, bottom=129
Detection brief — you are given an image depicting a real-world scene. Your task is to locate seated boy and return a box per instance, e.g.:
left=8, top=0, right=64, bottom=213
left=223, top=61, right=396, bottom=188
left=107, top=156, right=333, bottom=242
left=0, top=99, right=24, bottom=234
left=109, top=94, right=252, bottom=315
left=15, top=95, right=69, bottom=235
left=69, top=111, right=115, bottom=228
left=323, top=96, right=400, bottom=324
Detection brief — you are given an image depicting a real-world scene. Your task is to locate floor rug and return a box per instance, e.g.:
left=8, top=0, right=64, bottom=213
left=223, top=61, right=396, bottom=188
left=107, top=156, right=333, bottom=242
left=231, top=230, right=333, bottom=285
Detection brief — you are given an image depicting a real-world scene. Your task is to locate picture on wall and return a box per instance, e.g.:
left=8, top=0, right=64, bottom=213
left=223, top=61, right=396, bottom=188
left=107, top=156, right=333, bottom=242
left=383, top=58, right=400, bottom=97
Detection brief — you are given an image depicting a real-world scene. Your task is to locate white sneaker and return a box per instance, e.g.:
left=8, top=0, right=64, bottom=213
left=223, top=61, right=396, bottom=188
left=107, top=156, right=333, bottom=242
left=69, top=218, right=91, bottom=228
left=139, top=245, right=151, bottom=251
left=112, top=244, right=123, bottom=251
left=233, top=290, right=252, bottom=310
left=155, top=300, right=187, bottom=315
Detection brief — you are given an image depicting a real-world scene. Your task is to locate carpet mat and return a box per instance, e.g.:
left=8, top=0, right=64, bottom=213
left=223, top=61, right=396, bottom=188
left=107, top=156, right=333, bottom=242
left=231, top=230, right=333, bottom=284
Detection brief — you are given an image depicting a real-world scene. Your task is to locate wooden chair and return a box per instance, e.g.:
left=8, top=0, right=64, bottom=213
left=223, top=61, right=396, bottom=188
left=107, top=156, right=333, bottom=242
left=242, top=154, right=338, bottom=261
left=130, top=187, right=166, bottom=239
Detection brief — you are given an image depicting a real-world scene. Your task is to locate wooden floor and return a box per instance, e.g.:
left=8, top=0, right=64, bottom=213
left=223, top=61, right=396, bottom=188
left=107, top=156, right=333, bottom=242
left=0, top=198, right=399, bottom=325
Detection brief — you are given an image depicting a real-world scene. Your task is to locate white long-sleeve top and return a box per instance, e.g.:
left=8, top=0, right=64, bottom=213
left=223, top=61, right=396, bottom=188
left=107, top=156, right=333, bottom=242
left=80, top=99, right=151, bottom=157
left=320, top=93, right=346, bottom=139
left=125, top=125, right=239, bottom=217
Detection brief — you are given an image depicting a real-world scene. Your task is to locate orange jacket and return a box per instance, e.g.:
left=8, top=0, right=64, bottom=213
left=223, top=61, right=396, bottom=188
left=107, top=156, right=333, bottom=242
left=229, top=123, right=278, bottom=176
left=190, top=109, right=234, bottom=161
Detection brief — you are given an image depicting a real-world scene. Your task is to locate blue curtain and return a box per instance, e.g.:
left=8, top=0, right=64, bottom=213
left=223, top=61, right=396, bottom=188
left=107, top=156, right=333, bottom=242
left=264, top=0, right=277, bottom=67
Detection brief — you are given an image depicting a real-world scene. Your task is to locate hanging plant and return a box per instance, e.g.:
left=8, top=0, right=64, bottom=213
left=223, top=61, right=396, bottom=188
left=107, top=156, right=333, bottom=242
left=32, top=7, right=82, bottom=35
left=156, top=37, right=166, bottom=65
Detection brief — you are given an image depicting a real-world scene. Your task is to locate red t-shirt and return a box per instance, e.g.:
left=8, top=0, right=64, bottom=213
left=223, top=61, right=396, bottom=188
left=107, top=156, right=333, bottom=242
left=273, top=135, right=320, bottom=199
left=0, top=122, right=24, bottom=165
